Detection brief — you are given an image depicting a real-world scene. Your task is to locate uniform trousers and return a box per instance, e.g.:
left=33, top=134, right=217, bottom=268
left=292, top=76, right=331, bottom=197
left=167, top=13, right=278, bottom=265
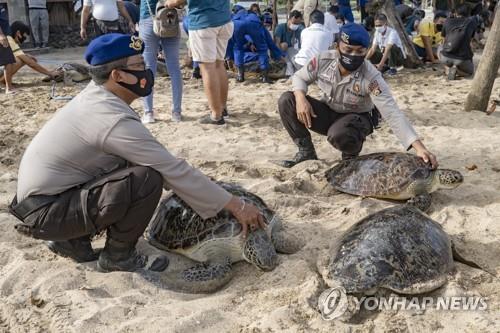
left=278, top=91, right=373, bottom=155
left=12, top=166, right=162, bottom=244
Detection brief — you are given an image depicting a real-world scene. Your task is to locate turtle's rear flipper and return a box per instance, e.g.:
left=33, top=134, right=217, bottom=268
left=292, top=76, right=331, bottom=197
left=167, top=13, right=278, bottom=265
left=272, top=231, right=303, bottom=254
left=407, top=193, right=432, bottom=212
left=451, top=243, right=495, bottom=276
left=161, top=258, right=233, bottom=294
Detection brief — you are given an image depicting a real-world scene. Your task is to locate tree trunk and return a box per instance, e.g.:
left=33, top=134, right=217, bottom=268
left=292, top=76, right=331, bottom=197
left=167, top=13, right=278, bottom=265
left=377, top=0, right=422, bottom=68
left=272, top=0, right=279, bottom=33
left=464, top=8, right=500, bottom=112
left=287, top=0, right=293, bottom=15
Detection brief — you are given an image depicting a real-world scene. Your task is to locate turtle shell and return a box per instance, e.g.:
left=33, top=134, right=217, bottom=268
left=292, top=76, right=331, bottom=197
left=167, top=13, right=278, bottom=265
left=325, top=152, right=432, bottom=198
left=147, top=182, right=274, bottom=250
left=327, top=205, right=454, bottom=294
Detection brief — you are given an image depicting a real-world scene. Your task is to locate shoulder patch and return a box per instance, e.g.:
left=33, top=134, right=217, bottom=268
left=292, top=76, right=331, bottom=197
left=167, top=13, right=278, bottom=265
left=307, top=57, right=318, bottom=72
left=369, top=79, right=382, bottom=96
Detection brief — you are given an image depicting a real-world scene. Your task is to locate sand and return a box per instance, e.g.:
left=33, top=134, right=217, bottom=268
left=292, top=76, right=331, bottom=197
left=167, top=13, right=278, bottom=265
left=0, top=47, right=499, bottom=333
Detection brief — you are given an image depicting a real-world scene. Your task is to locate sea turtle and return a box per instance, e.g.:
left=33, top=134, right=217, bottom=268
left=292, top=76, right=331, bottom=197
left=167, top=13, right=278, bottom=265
left=146, top=182, right=302, bottom=293
left=325, top=152, right=463, bottom=211
left=43, top=62, right=90, bottom=83
left=318, top=204, right=455, bottom=320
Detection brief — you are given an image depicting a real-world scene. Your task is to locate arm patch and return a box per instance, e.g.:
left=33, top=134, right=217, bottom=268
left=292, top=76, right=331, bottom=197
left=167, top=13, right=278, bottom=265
left=368, top=79, right=382, bottom=96
left=307, top=57, right=317, bottom=72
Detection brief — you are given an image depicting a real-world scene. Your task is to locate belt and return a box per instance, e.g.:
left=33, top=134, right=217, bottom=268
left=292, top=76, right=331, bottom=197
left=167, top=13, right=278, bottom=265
left=9, top=194, right=57, bottom=221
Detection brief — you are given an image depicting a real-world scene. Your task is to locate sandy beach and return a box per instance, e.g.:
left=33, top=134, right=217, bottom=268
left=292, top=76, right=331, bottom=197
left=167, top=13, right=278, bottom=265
left=0, top=46, right=499, bottom=332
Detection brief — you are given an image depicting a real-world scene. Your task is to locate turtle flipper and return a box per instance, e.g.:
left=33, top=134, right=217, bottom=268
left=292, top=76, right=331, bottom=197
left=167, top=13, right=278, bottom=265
left=160, top=258, right=233, bottom=294
left=272, top=231, right=303, bottom=254
left=407, top=193, right=432, bottom=212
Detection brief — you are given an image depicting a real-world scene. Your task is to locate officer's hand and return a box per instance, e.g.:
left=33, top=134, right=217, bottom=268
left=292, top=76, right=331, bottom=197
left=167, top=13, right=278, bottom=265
left=296, top=96, right=316, bottom=129
left=225, top=196, right=267, bottom=238
left=250, top=44, right=257, bottom=52
left=80, top=28, right=87, bottom=40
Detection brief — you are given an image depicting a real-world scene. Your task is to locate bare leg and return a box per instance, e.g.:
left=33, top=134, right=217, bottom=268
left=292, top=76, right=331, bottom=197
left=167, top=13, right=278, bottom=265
left=199, top=62, right=223, bottom=119
left=3, top=59, right=25, bottom=93
left=216, top=60, right=229, bottom=110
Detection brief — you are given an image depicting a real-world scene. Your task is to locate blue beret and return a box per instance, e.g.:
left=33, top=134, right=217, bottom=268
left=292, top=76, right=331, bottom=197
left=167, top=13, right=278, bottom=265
left=339, top=23, right=370, bottom=48
left=84, top=33, right=144, bottom=66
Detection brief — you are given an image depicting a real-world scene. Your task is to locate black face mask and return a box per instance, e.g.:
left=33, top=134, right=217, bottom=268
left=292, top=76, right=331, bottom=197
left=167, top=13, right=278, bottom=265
left=436, top=24, right=443, bottom=32
left=339, top=50, right=365, bottom=72
left=118, top=68, right=154, bottom=97
left=17, top=33, right=27, bottom=44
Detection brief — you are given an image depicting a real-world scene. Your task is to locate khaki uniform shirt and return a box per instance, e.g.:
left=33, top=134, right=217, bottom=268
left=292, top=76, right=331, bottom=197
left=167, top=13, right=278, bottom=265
left=17, top=82, right=232, bottom=219
left=292, top=50, right=419, bottom=149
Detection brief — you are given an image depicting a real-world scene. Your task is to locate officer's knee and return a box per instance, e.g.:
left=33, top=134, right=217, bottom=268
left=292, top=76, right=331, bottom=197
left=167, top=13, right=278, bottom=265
left=278, top=91, right=295, bottom=115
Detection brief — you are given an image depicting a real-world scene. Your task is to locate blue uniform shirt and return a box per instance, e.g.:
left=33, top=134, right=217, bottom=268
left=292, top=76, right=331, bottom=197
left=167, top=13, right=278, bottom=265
left=187, top=0, right=231, bottom=30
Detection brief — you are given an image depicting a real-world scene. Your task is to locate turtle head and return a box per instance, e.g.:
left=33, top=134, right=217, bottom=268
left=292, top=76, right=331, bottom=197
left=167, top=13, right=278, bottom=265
left=243, top=229, right=278, bottom=271
left=436, top=169, right=464, bottom=189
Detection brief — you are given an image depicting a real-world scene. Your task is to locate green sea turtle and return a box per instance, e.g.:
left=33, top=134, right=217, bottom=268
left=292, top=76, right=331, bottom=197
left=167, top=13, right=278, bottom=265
left=147, top=182, right=302, bottom=293
left=325, top=152, right=463, bottom=210
left=318, top=204, right=455, bottom=320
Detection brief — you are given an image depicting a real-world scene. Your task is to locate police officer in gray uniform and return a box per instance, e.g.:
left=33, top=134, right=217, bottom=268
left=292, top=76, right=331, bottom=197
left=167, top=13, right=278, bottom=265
left=278, top=23, right=438, bottom=168
left=9, top=34, right=265, bottom=273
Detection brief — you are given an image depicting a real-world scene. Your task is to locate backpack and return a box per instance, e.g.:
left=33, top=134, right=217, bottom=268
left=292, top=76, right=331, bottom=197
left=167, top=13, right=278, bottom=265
left=443, top=20, right=469, bottom=54
left=145, top=0, right=180, bottom=38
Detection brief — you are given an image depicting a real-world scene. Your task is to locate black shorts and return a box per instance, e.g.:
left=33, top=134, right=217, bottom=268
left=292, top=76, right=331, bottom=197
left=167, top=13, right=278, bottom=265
left=0, top=44, right=15, bottom=67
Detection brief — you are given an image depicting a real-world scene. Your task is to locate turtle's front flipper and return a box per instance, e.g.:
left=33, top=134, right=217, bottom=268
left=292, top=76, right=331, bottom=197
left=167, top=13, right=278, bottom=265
left=272, top=231, right=303, bottom=254
left=161, top=258, right=233, bottom=294
left=407, top=193, right=432, bottom=212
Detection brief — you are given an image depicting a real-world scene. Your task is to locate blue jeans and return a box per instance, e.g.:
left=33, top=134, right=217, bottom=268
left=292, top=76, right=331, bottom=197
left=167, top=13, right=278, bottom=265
left=139, top=17, right=182, bottom=114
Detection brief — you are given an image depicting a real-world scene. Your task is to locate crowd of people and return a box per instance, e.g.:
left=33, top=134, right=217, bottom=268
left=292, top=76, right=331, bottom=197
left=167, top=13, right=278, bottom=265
left=1, top=1, right=498, bottom=271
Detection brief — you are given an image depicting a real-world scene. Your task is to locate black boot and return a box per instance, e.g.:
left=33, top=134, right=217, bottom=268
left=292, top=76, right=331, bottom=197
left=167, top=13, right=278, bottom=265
left=47, top=235, right=99, bottom=263
left=279, top=137, right=318, bottom=168
left=237, top=66, right=245, bottom=82
left=97, top=238, right=148, bottom=272
left=261, top=70, right=272, bottom=84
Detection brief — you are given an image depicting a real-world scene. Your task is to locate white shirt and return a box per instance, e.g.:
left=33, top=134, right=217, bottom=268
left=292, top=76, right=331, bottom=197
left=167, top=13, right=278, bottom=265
left=83, top=0, right=119, bottom=21
left=294, top=23, right=334, bottom=66
left=324, top=12, right=339, bottom=34
left=373, top=26, right=406, bottom=57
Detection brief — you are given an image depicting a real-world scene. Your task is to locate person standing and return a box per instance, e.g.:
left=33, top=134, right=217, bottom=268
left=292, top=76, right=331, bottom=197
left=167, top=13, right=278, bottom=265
left=81, top=0, right=136, bottom=39
left=165, top=0, right=233, bottom=125
left=28, top=0, right=50, bottom=48
left=338, top=0, right=354, bottom=23
left=139, top=0, right=183, bottom=123
left=292, top=0, right=320, bottom=27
